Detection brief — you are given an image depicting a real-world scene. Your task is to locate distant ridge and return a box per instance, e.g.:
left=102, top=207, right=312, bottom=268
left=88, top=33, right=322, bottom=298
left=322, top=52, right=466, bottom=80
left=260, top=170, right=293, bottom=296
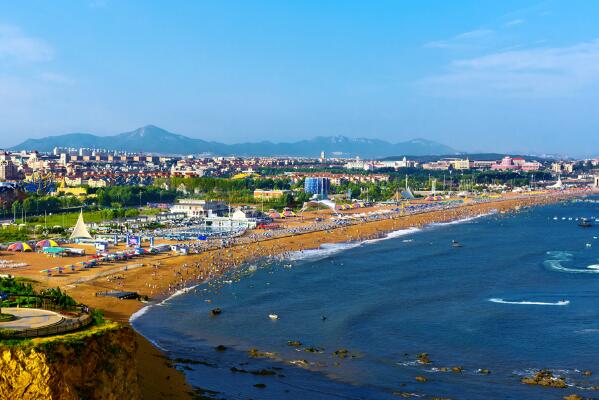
left=10, top=125, right=456, bottom=158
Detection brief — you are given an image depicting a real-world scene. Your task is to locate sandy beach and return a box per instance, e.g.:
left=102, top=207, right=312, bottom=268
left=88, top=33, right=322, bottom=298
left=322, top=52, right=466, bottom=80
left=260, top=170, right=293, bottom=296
left=1, top=191, right=585, bottom=399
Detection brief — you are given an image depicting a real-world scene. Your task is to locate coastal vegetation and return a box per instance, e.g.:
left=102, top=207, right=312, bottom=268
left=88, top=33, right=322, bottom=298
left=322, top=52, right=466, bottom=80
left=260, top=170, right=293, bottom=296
left=0, top=277, right=77, bottom=312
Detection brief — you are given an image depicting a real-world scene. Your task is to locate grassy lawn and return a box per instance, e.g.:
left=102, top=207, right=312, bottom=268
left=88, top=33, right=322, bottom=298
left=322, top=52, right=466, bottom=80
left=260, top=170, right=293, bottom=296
left=13, top=207, right=165, bottom=229
left=139, top=207, right=163, bottom=216
left=15, top=210, right=110, bottom=228
left=0, top=314, right=16, bottom=322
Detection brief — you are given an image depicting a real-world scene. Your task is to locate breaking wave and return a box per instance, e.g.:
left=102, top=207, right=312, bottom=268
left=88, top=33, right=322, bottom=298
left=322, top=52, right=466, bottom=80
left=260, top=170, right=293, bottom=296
left=287, top=213, right=495, bottom=262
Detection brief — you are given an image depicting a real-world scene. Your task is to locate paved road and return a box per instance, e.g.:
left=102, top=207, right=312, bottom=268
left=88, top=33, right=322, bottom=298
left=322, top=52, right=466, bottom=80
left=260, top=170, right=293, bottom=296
left=0, top=307, right=63, bottom=330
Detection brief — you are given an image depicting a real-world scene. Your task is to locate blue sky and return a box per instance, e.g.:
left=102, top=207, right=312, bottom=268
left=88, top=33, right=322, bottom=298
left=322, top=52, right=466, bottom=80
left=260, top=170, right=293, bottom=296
left=0, top=0, right=598, bottom=156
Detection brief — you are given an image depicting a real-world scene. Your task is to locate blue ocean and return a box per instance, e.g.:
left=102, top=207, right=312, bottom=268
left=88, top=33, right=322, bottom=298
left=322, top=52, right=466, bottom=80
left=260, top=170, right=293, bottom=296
left=132, top=199, right=599, bottom=399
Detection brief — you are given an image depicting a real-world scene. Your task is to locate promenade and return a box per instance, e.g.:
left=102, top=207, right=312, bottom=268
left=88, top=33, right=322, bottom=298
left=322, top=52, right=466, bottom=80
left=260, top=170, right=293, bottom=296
left=0, top=308, right=63, bottom=330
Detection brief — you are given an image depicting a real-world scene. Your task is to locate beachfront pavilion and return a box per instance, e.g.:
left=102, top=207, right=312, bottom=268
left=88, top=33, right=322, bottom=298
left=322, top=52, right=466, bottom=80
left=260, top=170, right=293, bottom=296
left=70, top=210, right=93, bottom=240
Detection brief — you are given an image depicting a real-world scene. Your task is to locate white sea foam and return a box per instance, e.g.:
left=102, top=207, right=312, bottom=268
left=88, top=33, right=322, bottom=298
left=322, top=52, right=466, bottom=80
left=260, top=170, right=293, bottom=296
left=429, top=212, right=495, bottom=227
left=287, top=242, right=362, bottom=261
left=542, top=251, right=599, bottom=274
left=130, top=286, right=199, bottom=323
left=576, top=328, right=599, bottom=334
left=489, top=298, right=570, bottom=306
left=287, top=227, right=422, bottom=261
left=146, top=284, right=201, bottom=308
left=129, top=304, right=152, bottom=322
left=287, top=213, right=496, bottom=262
left=363, top=227, right=421, bottom=245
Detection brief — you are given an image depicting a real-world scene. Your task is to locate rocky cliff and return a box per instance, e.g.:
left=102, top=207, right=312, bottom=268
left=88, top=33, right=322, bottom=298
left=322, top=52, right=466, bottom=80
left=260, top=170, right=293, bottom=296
left=0, top=323, right=140, bottom=400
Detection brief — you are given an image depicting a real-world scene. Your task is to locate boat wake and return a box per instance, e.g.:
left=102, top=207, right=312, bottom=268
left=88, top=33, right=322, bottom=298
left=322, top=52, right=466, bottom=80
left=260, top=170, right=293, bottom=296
left=489, top=298, right=570, bottom=306
left=544, top=251, right=599, bottom=274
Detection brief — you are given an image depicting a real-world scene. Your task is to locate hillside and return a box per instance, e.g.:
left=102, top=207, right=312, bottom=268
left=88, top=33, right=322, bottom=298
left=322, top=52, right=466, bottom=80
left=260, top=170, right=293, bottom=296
left=10, top=125, right=456, bottom=158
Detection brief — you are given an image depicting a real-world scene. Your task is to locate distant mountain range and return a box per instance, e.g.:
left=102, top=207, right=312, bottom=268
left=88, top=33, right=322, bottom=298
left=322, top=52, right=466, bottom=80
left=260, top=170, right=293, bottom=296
left=10, top=125, right=457, bottom=158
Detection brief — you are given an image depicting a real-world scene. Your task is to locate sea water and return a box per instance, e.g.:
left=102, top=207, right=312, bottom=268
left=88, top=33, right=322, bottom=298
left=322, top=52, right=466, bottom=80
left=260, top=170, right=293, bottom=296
left=132, top=198, right=599, bottom=399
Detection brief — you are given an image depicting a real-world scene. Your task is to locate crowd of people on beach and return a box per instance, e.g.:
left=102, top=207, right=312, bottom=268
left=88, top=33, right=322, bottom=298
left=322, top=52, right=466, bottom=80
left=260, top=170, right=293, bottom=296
left=137, top=191, right=577, bottom=299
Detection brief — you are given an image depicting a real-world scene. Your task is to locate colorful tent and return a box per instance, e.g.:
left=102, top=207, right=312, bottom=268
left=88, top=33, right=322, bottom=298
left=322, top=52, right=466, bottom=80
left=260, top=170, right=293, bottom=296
left=42, top=247, right=66, bottom=254
left=36, top=239, right=59, bottom=248
left=7, top=242, right=32, bottom=252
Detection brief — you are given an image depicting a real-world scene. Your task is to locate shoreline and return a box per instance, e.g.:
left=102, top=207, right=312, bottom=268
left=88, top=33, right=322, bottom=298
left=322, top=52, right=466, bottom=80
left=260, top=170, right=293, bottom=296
left=10, top=191, right=587, bottom=399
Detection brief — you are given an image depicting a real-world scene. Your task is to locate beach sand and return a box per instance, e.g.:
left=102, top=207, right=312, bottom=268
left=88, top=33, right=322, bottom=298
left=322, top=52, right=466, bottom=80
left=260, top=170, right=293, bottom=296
left=1, top=191, right=583, bottom=399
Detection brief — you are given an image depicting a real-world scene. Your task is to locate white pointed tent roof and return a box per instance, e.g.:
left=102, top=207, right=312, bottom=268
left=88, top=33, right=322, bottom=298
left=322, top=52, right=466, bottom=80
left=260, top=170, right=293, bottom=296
left=547, top=177, right=563, bottom=189
left=70, top=210, right=92, bottom=240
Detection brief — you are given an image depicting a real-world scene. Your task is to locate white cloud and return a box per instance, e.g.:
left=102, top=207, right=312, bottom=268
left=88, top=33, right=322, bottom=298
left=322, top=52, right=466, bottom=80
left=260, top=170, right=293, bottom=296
left=0, top=24, right=53, bottom=63
left=505, top=19, right=525, bottom=27
left=424, top=29, right=494, bottom=50
left=420, top=39, right=599, bottom=97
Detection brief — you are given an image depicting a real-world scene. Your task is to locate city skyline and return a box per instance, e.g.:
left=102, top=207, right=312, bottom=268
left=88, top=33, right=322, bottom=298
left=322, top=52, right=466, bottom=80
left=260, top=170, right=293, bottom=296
left=1, top=1, right=598, bottom=156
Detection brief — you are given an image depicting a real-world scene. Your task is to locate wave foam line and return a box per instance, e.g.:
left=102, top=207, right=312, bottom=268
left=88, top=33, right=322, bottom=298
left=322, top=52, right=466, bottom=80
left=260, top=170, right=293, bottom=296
left=287, top=212, right=496, bottom=262
left=129, top=304, right=152, bottom=322
left=159, top=284, right=200, bottom=305
left=429, top=211, right=496, bottom=227
left=131, top=284, right=201, bottom=323
left=287, top=227, right=422, bottom=261
left=489, top=298, right=570, bottom=306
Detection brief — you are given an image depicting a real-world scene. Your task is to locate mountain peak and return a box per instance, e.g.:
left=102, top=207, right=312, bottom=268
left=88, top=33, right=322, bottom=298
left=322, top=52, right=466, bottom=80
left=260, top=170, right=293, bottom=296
left=9, top=127, right=456, bottom=157
left=121, top=125, right=171, bottom=138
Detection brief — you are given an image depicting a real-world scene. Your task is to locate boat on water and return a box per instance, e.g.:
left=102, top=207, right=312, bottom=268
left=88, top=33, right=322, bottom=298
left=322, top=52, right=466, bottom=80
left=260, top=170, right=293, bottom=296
left=578, top=218, right=593, bottom=228
left=451, top=240, right=463, bottom=248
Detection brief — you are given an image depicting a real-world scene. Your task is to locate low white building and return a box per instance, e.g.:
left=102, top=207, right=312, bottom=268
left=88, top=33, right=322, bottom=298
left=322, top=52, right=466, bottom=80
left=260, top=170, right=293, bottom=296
left=231, top=207, right=268, bottom=221
left=170, top=199, right=229, bottom=218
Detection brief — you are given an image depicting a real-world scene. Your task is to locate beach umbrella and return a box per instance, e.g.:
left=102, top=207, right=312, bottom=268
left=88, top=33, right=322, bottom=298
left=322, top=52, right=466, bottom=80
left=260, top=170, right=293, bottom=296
left=7, top=242, right=32, bottom=252
left=67, top=264, right=76, bottom=271
left=40, top=269, right=52, bottom=276
left=36, top=239, right=58, bottom=248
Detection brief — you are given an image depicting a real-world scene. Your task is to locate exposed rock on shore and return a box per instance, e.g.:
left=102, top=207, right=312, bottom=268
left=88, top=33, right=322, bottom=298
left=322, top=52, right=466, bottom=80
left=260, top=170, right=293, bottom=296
left=521, top=369, right=567, bottom=388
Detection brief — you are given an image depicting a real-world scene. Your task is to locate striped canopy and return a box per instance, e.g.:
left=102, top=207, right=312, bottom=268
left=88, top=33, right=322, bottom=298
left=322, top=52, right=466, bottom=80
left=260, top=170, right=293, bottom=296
left=7, top=242, right=32, bottom=252
left=36, top=239, right=59, bottom=248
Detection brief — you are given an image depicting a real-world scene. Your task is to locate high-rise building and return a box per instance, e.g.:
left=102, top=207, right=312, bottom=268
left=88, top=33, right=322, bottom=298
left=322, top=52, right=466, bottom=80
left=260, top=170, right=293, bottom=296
left=304, top=177, right=330, bottom=198
left=0, top=152, right=18, bottom=180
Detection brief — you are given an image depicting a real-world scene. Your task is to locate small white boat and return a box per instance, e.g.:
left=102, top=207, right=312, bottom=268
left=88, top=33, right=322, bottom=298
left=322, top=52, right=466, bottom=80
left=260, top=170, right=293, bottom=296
left=268, top=314, right=279, bottom=320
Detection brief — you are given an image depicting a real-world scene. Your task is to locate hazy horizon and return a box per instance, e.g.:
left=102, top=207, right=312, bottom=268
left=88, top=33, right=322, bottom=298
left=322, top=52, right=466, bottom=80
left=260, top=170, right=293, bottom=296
left=1, top=1, right=598, bottom=157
